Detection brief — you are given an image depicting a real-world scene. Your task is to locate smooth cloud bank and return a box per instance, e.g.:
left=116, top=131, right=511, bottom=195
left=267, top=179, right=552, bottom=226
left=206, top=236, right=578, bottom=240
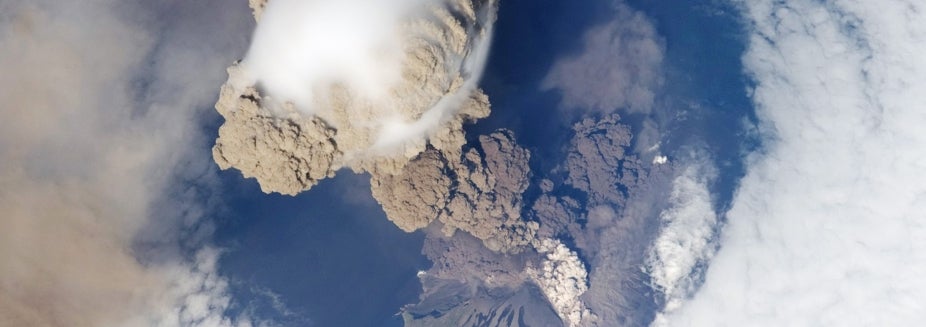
left=663, top=0, right=926, bottom=325
left=0, top=1, right=263, bottom=326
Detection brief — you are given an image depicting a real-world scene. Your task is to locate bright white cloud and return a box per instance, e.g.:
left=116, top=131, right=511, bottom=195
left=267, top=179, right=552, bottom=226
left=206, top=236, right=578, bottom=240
left=647, top=165, right=717, bottom=306
left=0, top=1, right=261, bottom=326
left=646, top=162, right=718, bottom=325
left=242, top=0, right=415, bottom=109
left=662, top=0, right=926, bottom=325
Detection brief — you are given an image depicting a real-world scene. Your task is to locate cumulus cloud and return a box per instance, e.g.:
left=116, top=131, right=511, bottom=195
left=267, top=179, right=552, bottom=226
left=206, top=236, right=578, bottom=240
left=542, top=3, right=664, bottom=114
left=645, top=161, right=718, bottom=324
left=0, top=1, right=260, bottom=326
left=663, top=0, right=926, bottom=325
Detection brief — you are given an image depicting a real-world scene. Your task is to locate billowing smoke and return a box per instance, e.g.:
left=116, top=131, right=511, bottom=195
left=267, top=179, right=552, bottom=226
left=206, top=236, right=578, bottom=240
left=528, top=238, right=595, bottom=327
left=214, top=0, right=499, bottom=195
left=370, top=130, right=538, bottom=254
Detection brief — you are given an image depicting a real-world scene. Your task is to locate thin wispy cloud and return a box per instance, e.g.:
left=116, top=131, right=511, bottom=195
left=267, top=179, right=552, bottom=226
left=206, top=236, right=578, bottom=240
left=542, top=3, right=664, bottom=114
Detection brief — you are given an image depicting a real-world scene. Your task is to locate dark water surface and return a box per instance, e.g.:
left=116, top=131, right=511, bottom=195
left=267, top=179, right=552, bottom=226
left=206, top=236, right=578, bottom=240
left=213, top=173, right=429, bottom=326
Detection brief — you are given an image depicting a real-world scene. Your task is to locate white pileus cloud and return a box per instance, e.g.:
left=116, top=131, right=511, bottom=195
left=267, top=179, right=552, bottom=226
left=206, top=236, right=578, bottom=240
left=662, top=0, right=926, bottom=325
left=242, top=0, right=417, bottom=109
left=237, top=0, right=495, bottom=147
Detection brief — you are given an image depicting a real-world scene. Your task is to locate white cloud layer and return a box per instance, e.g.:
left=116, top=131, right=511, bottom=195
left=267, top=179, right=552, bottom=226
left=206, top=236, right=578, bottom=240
left=646, top=162, right=718, bottom=323
left=0, top=1, right=261, bottom=326
left=663, top=0, right=926, bottom=325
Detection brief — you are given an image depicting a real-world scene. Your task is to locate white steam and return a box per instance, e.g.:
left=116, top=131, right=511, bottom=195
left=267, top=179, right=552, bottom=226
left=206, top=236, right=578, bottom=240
left=243, top=0, right=414, bottom=109
left=239, top=0, right=495, bottom=151
left=528, top=238, right=594, bottom=327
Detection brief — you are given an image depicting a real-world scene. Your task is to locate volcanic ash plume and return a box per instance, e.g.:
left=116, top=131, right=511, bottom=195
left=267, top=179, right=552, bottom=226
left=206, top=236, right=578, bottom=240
left=528, top=239, right=595, bottom=327
left=213, top=0, right=498, bottom=195
left=371, top=130, right=538, bottom=253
